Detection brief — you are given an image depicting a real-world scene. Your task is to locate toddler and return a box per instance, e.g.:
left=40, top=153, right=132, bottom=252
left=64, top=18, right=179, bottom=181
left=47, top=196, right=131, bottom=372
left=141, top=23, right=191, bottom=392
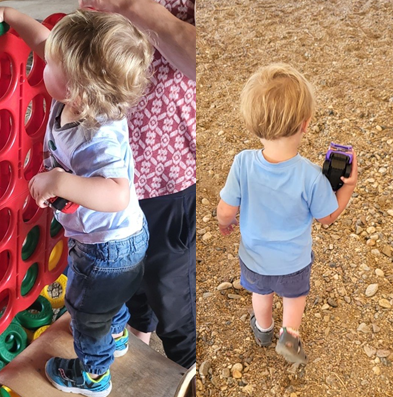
left=217, top=64, right=357, bottom=364
left=1, top=7, right=152, bottom=396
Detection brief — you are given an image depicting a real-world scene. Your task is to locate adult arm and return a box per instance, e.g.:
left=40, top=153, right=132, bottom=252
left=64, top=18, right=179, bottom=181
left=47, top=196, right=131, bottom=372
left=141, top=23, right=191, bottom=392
left=0, top=7, right=49, bottom=59
left=317, top=151, right=358, bottom=225
left=78, top=0, right=196, bottom=80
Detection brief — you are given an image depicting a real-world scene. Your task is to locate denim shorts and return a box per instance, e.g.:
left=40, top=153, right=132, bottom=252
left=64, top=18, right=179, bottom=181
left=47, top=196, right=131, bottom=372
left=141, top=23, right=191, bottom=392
left=240, top=253, right=313, bottom=298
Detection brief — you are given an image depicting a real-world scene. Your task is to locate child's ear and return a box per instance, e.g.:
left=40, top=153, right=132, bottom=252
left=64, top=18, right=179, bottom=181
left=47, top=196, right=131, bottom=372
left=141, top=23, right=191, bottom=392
left=301, top=118, right=311, bottom=133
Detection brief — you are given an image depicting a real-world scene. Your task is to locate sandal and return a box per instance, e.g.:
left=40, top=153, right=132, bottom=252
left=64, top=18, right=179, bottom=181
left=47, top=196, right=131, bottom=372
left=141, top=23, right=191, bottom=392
left=275, top=327, right=308, bottom=364
left=250, top=314, right=274, bottom=347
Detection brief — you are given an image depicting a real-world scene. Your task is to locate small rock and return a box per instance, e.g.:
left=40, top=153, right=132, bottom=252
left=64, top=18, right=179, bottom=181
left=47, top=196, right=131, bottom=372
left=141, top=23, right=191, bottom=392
left=228, top=294, right=242, bottom=299
left=327, top=298, right=338, bottom=307
left=217, top=282, right=232, bottom=291
left=232, top=363, right=243, bottom=372
left=372, top=366, right=381, bottom=375
left=221, top=368, right=230, bottom=378
left=364, top=345, right=376, bottom=357
left=357, top=323, right=370, bottom=333
left=199, top=360, right=211, bottom=377
left=365, top=284, right=379, bottom=297
left=379, top=299, right=392, bottom=308
left=371, top=249, right=380, bottom=256
left=375, top=269, right=385, bottom=277
left=377, top=349, right=391, bottom=358
left=382, top=245, right=392, bottom=258
left=203, top=292, right=213, bottom=299
left=201, top=198, right=210, bottom=205
left=202, top=232, right=212, bottom=241
left=232, top=279, right=242, bottom=289
left=372, top=324, right=381, bottom=333
left=202, top=215, right=211, bottom=223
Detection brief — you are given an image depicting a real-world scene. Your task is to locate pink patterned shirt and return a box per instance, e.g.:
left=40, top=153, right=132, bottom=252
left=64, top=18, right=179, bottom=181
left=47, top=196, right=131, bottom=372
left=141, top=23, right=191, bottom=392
left=128, top=0, right=196, bottom=200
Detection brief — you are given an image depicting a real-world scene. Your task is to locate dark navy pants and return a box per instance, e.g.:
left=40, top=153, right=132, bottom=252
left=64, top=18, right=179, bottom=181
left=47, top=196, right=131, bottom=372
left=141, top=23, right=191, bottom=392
left=127, top=184, right=196, bottom=368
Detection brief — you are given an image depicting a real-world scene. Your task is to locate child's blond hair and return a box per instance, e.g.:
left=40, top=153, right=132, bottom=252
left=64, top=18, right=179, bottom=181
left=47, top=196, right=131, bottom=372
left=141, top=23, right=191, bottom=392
left=240, top=63, right=315, bottom=140
left=45, top=10, right=153, bottom=130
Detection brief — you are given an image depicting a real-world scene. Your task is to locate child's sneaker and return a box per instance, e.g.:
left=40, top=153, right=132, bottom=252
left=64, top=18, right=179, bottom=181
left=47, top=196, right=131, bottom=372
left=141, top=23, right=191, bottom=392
left=70, top=321, right=129, bottom=357
left=250, top=314, right=274, bottom=347
left=45, top=357, right=112, bottom=397
left=275, top=327, right=308, bottom=364
left=113, top=328, right=129, bottom=357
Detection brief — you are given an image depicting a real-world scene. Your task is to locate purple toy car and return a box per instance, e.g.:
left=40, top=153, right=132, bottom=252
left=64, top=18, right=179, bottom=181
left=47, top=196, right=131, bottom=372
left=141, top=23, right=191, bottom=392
left=322, top=142, right=353, bottom=191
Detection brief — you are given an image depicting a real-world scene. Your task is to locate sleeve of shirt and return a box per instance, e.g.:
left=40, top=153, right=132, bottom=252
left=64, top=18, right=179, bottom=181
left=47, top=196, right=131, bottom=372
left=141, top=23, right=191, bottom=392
left=70, top=134, right=129, bottom=180
left=309, top=173, right=339, bottom=219
left=220, top=154, right=241, bottom=207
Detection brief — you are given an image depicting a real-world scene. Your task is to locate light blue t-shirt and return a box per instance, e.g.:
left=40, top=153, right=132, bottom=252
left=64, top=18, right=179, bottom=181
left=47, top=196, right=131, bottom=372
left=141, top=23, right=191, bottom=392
left=220, top=149, right=338, bottom=275
left=43, top=100, right=144, bottom=244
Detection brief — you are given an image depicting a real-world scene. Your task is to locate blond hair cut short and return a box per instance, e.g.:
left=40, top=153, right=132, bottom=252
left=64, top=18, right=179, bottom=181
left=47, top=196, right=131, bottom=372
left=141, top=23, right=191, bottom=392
left=45, top=10, right=153, bottom=130
left=240, top=63, right=315, bottom=140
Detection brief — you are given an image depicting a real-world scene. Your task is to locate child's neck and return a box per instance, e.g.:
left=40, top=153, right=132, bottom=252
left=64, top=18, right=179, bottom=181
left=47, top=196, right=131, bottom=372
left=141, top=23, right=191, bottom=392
left=261, top=132, right=302, bottom=163
left=60, top=103, right=80, bottom=127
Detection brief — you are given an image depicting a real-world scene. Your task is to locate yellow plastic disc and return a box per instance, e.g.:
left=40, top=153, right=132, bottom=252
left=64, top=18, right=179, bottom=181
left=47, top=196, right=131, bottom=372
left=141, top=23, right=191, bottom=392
left=40, top=273, right=67, bottom=309
left=32, top=325, right=50, bottom=341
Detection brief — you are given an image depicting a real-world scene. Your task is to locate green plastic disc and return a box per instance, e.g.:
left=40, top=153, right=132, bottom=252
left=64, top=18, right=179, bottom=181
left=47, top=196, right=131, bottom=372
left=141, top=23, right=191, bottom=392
left=21, top=263, right=38, bottom=296
left=0, top=388, right=11, bottom=397
left=15, top=295, right=52, bottom=330
left=0, top=23, right=10, bottom=37
left=0, top=323, right=27, bottom=363
left=50, top=217, right=62, bottom=238
left=21, top=226, right=40, bottom=261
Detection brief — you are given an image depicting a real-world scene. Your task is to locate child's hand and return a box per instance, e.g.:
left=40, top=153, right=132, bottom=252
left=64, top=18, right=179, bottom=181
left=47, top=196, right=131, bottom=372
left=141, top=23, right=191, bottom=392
left=218, top=219, right=238, bottom=236
left=0, top=8, right=6, bottom=23
left=341, top=150, right=358, bottom=187
left=28, top=167, right=65, bottom=208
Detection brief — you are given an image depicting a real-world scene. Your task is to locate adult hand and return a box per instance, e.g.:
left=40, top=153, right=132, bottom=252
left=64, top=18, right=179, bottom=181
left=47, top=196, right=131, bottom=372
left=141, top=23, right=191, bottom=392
left=78, top=0, right=196, bottom=80
left=78, top=0, right=126, bottom=13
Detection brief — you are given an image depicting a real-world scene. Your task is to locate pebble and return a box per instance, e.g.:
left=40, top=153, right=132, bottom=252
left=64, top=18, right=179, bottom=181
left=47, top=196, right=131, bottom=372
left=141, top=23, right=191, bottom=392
left=388, top=210, right=393, bottom=216
left=202, top=232, right=212, bottom=241
left=228, top=294, right=242, bottom=300
left=371, top=249, right=381, bottom=256
left=201, top=198, right=210, bottom=205
left=199, top=360, right=211, bottom=377
left=379, top=299, right=392, bottom=309
left=202, top=215, right=211, bottom=223
left=364, top=345, right=376, bottom=357
left=232, top=279, right=242, bottom=289
left=372, top=366, right=381, bottom=375
left=365, top=284, right=379, bottom=297
left=203, top=292, right=213, bottom=299
left=357, top=323, right=370, bottom=333
left=376, top=349, right=391, bottom=358
left=382, top=245, right=392, bottom=257
left=327, top=298, right=338, bottom=307
left=221, top=368, right=230, bottom=378
left=217, top=282, right=232, bottom=291
left=375, top=269, right=385, bottom=277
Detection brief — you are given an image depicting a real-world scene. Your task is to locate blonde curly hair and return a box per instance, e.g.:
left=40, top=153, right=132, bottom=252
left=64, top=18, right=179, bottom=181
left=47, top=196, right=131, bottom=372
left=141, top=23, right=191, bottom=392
left=240, top=63, right=315, bottom=140
left=45, top=10, right=153, bottom=130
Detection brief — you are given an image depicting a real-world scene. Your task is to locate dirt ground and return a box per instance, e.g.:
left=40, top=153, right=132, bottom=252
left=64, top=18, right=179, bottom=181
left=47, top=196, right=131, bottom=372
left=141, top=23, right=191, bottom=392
left=196, top=1, right=393, bottom=396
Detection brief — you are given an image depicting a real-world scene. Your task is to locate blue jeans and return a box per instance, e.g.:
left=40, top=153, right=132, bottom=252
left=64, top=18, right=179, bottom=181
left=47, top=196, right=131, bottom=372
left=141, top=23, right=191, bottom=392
left=65, top=220, right=148, bottom=375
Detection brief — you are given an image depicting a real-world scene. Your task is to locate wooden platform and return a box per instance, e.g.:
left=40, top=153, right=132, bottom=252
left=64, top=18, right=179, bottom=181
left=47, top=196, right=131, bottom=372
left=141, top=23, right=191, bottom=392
left=0, top=313, right=187, bottom=397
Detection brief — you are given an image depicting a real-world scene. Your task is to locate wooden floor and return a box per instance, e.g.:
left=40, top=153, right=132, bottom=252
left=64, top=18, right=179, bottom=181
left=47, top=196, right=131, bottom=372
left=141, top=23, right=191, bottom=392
left=0, top=313, right=186, bottom=397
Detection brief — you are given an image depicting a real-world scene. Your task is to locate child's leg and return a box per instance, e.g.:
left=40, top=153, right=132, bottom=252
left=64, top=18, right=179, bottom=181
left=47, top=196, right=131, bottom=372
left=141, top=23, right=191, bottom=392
left=252, top=292, right=274, bottom=329
left=282, top=295, right=307, bottom=332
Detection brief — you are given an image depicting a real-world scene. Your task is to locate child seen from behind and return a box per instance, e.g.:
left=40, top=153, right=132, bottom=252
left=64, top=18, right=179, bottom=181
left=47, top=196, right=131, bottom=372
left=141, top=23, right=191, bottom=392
left=217, top=64, right=357, bottom=364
